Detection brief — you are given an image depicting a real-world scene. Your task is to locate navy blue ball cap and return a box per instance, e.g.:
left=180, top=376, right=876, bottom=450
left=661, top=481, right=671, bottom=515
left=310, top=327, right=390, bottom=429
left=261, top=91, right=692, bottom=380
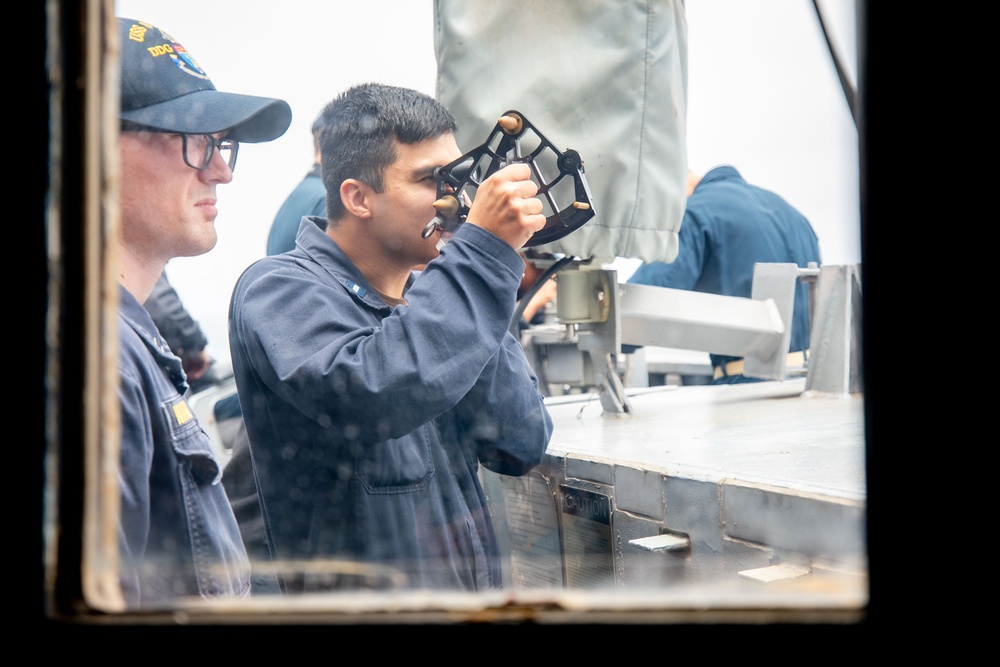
left=118, top=18, right=291, bottom=143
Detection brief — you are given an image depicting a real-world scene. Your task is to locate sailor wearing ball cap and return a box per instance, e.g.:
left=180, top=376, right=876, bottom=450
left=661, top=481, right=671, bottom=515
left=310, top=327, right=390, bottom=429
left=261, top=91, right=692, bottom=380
left=114, top=17, right=290, bottom=609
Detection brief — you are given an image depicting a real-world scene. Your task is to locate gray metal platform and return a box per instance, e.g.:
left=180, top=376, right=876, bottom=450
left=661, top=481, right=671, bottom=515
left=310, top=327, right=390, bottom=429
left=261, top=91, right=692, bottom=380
left=482, top=377, right=868, bottom=614
left=543, top=377, right=865, bottom=500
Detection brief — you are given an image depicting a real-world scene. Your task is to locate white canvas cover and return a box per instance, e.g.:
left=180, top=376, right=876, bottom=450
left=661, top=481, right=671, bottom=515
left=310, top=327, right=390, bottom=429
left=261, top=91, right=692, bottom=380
left=433, top=0, right=688, bottom=263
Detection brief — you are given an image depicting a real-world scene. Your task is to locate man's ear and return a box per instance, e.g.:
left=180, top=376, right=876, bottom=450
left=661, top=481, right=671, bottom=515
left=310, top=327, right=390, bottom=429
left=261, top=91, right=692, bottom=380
left=340, top=179, right=373, bottom=219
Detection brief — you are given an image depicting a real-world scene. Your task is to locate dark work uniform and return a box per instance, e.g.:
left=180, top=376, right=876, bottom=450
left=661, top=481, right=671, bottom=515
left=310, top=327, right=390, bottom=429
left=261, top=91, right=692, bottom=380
left=628, top=165, right=821, bottom=384
left=118, top=285, right=250, bottom=607
left=228, top=217, right=552, bottom=593
left=265, top=164, right=326, bottom=256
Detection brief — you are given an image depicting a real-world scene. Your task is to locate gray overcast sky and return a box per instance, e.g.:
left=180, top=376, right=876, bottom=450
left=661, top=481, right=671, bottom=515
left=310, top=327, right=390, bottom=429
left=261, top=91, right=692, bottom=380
left=114, top=0, right=860, bottom=364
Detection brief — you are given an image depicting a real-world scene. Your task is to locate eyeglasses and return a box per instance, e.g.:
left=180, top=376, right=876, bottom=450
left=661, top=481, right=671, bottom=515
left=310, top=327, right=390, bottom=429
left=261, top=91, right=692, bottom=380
left=120, top=123, right=239, bottom=172
left=179, top=132, right=239, bottom=172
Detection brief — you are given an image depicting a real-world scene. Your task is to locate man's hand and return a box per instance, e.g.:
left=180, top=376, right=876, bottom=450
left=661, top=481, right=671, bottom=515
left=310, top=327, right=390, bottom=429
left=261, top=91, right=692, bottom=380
left=180, top=348, right=212, bottom=381
left=519, top=277, right=558, bottom=325
left=465, top=163, right=546, bottom=249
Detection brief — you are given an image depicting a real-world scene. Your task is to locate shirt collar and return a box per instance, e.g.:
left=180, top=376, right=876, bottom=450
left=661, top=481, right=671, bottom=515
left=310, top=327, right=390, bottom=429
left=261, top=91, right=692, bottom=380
left=295, top=216, right=415, bottom=310
left=117, top=284, right=188, bottom=393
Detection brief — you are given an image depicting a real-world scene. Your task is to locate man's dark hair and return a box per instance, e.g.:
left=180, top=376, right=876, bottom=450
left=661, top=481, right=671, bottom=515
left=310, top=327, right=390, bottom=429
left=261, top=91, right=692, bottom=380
left=319, top=83, right=457, bottom=221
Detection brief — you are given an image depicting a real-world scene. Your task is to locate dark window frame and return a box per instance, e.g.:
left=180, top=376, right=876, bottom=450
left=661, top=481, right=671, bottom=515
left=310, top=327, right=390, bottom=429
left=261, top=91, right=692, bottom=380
left=38, top=0, right=878, bottom=629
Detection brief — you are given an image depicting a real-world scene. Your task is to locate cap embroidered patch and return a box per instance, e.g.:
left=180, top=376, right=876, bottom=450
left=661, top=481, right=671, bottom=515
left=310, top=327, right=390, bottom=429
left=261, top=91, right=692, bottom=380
left=166, top=44, right=210, bottom=81
left=127, top=21, right=209, bottom=81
